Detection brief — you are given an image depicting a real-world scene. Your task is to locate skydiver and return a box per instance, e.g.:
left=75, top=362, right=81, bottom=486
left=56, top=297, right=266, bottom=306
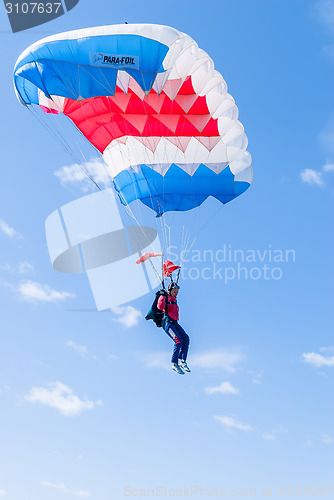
left=157, top=282, right=190, bottom=375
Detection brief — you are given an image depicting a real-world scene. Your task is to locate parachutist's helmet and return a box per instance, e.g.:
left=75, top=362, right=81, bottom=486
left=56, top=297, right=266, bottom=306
left=168, top=282, right=180, bottom=293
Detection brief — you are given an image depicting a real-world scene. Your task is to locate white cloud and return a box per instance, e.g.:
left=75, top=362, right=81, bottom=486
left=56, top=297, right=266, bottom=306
left=139, top=351, right=171, bottom=371
left=319, top=345, right=334, bottom=352
left=314, top=0, right=334, bottom=31
left=262, top=426, right=288, bottom=441
left=302, top=351, right=334, bottom=367
left=303, top=438, right=314, bottom=447
left=25, top=381, right=102, bottom=416
left=111, top=305, right=142, bottom=328
left=300, top=168, right=324, bottom=187
left=322, top=433, right=334, bottom=444
left=323, top=161, right=334, bottom=172
left=0, top=261, right=34, bottom=275
left=191, top=350, right=243, bottom=372
left=41, top=481, right=91, bottom=497
left=205, top=382, right=239, bottom=395
left=0, top=490, right=5, bottom=496
left=18, top=261, right=34, bottom=275
left=54, top=159, right=112, bottom=192
left=66, top=341, right=96, bottom=360
left=0, top=218, right=22, bottom=239
left=107, top=353, right=119, bottom=360
left=249, top=369, right=263, bottom=384
left=262, top=432, right=275, bottom=441
left=15, top=280, right=75, bottom=303
left=215, top=415, right=253, bottom=432
left=139, top=349, right=243, bottom=372
left=299, top=161, right=334, bottom=189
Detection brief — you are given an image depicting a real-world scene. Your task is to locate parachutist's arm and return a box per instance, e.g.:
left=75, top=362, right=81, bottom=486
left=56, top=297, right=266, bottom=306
left=157, top=295, right=166, bottom=312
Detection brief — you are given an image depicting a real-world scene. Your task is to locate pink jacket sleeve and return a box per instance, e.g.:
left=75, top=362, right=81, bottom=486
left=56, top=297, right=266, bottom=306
left=157, top=295, right=166, bottom=311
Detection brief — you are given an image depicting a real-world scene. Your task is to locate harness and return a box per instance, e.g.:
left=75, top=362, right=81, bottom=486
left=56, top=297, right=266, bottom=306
left=163, top=298, right=177, bottom=326
left=145, top=292, right=178, bottom=329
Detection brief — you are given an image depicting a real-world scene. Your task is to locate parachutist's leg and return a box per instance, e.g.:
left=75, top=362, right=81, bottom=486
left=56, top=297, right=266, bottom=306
left=164, top=321, right=183, bottom=363
left=174, top=323, right=189, bottom=361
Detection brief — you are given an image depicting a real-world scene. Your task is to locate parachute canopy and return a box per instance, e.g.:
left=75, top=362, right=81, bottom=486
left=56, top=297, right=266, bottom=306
left=163, top=260, right=180, bottom=277
left=136, top=252, right=163, bottom=264
left=14, top=24, right=252, bottom=215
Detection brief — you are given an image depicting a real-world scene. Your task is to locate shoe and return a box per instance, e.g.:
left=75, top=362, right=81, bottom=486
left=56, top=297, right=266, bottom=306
left=172, top=363, right=185, bottom=375
left=180, top=360, right=191, bottom=372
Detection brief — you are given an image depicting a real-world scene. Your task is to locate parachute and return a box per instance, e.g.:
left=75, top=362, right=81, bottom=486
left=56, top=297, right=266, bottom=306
left=163, top=260, right=180, bottom=278
left=136, top=252, right=163, bottom=264
left=13, top=23, right=252, bottom=281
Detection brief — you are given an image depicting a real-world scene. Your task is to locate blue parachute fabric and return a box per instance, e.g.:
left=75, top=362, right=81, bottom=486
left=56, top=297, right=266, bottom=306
left=14, top=34, right=169, bottom=104
left=113, top=164, right=250, bottom=216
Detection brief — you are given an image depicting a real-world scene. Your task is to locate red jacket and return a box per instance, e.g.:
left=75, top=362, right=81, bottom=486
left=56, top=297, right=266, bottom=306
left=157, top=293, right=179, bottom=321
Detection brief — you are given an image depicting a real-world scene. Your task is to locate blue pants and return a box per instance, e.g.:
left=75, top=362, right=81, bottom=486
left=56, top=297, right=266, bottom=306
left=164, top=320, right=189, bottom=364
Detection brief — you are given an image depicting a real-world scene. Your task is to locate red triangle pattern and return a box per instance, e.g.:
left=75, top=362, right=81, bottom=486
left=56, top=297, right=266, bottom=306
left=197, top=136, right=221, bottom=151
left=166, top=137, right=192, bottom=153
left=63, top=75, right=219, bottom=153
left=134, top=137, right=162, bottom=153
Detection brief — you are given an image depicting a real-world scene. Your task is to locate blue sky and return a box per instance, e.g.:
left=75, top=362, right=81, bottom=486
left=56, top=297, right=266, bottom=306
left=0, top=1, right=334, bottom=499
